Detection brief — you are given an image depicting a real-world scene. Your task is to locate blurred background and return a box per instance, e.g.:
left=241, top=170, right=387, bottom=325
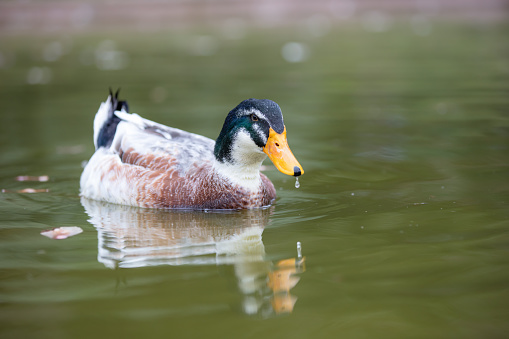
left=1, top=1, right=509, bottom=339
left=1, top=0, right=508, bottom=165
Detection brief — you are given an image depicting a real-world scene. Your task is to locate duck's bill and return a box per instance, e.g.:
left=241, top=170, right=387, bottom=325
left=263, top=127, right=304, bottom=177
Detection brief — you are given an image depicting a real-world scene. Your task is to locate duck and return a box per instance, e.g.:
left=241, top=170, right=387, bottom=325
left=80, top=90, right=304, bottom=210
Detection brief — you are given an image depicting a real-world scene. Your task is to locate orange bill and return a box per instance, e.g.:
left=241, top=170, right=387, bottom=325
left=263, top=127, right=304, bottom=176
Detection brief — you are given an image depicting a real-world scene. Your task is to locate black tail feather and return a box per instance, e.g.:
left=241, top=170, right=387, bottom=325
left=96, top=89, right=128, bottom=149
left=109, top=87, right=129, bottom=113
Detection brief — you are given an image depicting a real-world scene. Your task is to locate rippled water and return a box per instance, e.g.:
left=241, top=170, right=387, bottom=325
left=1, top=23, right=508, bottom=338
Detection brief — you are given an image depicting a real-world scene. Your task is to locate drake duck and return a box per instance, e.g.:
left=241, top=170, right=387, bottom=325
left=80, top=91, right=304, bottom=210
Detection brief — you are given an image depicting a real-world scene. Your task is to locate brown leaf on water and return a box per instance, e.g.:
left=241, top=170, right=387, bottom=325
left=16, top=175, right=49, bottom=182
left=41, top=226, right=83, bottom=240
left=2, top=188, right=50, bottom=193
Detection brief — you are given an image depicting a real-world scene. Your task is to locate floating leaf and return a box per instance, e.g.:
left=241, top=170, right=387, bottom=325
left=2, top=188, right=49, bottom=193
left=16, top=175, right=49, bottom=182
left=41, top=226, right=83, bottom=240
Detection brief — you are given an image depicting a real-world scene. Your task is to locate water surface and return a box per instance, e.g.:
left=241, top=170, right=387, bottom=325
left=1, top=23, right=508, bottom=338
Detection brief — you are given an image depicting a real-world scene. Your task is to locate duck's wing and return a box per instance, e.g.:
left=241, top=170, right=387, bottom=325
left=111, top=111, right=216, bottom=175
left=114, top=111, right=211, bottom=144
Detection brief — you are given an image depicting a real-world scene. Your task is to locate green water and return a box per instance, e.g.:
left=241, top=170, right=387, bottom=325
left=1, top=23, right=509, bottom=338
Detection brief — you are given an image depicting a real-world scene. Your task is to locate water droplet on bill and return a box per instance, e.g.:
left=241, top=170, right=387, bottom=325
left=295, top=177, right=300, bottom=188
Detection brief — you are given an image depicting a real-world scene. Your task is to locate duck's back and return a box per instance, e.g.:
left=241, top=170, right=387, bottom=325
left=113, top=111, right=216, bottom=175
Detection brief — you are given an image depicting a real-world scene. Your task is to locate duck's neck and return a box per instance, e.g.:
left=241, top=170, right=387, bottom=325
left=213, top=131, right=267, bottom=191
left=213, top=159, right=264, bottom=191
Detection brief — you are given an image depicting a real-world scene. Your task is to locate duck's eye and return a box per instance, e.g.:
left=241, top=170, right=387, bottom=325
left=250, top=114, right=259, bottom=122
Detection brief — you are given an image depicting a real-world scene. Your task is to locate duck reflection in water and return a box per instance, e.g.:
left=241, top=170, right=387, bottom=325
left=81, top=197, right=305, bottom=316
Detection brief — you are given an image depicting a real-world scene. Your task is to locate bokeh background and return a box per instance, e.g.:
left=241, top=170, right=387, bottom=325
left=1, top=1, right=509, bottom=339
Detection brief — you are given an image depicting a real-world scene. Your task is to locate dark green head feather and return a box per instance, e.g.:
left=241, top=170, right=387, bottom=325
left=214, top=98, right=285, bottom=163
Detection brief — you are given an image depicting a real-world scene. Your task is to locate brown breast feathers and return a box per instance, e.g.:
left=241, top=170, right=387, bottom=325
left=117, top=148, right=276, bottom=209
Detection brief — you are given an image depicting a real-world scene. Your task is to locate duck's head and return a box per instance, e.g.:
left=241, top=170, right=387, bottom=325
left=214, top=99, right=304, bottom=177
